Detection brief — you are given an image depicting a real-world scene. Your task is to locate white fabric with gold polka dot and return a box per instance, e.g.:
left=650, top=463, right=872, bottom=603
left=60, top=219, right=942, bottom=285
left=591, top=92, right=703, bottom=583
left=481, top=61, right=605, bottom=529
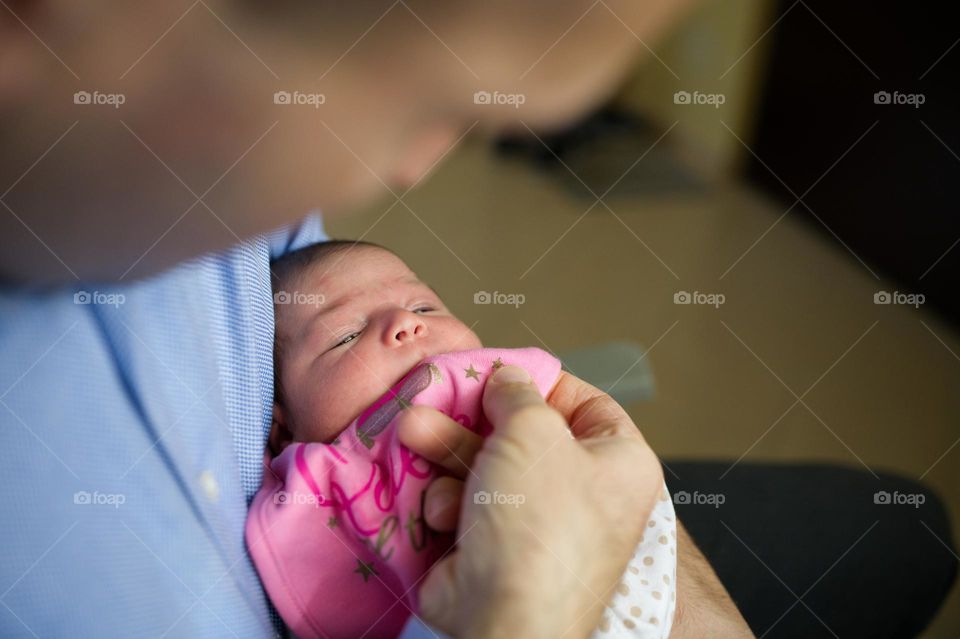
left=592, top=482, right=676, bottom=638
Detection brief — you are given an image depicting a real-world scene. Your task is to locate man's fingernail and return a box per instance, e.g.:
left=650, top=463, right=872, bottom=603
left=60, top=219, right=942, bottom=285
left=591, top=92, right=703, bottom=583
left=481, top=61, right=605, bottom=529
left=492, top=365, right=531, bottom=385
left=427, top=492, right=454, bottom=521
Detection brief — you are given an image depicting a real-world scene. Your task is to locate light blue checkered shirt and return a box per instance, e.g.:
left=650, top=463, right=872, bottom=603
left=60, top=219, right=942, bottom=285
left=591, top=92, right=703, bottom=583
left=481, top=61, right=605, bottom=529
left=0, top=214, right=443, bottom=638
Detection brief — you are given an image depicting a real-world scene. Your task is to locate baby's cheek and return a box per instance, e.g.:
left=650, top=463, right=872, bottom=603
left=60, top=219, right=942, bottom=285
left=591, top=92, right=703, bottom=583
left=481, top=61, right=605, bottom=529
left=440, top=319, right=482, bottom=350
left=309, top=364, right=373, bottom=436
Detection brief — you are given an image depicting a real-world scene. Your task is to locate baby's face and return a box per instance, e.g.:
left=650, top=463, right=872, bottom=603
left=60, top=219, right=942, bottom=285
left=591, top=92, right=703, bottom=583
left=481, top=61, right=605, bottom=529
left=274, top=246, right=481, bottom=447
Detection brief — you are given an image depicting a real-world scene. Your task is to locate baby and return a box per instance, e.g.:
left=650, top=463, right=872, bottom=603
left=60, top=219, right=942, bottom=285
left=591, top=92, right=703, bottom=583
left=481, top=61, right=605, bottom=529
left=266, top=240, right=484, bottom=453
left=246, top=240, right=676, bottom=639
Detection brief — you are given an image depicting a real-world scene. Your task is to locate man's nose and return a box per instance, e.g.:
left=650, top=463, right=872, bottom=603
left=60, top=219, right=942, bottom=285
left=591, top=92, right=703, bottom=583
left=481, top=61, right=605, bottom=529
left=382, top=309, right=428, bottom=346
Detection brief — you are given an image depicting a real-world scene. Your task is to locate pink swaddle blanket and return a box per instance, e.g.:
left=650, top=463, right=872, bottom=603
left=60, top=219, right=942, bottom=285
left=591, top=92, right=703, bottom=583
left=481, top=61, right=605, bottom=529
left=246, top=347, right=562, bottom=639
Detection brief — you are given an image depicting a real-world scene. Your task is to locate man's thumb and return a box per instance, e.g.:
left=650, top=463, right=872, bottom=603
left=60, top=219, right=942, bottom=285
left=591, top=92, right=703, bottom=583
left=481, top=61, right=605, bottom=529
left=482, top=365, right=566, bottom=436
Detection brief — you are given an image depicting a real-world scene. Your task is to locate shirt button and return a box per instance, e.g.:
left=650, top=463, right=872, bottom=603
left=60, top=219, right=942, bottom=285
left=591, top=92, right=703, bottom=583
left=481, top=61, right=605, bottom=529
left=199, top=470, right=220, bottom=502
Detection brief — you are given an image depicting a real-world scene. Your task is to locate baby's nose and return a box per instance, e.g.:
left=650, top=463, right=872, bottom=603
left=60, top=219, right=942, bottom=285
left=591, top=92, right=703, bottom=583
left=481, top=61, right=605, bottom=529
left=384, top=310, right=428, bottom=346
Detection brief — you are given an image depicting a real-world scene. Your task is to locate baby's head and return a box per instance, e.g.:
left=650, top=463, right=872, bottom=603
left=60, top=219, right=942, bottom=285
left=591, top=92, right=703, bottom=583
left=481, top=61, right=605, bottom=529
left=269, top=241, right=482, bottom=454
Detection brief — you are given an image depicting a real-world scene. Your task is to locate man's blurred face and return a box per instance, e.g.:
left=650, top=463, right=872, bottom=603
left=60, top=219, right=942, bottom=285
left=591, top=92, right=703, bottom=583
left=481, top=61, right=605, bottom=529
left=0, top=0, right=690, bottom=282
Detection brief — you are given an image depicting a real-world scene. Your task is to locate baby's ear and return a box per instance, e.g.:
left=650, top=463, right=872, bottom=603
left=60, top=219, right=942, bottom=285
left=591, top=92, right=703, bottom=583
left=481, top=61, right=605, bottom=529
left=268, top=403, right=294, bottom=456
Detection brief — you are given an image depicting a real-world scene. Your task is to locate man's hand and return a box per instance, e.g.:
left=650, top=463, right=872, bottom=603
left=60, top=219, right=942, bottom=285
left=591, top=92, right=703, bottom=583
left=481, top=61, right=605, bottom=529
left=398, top=365, right=663, bottom=638
left=399, top=366, right=754, bottom=638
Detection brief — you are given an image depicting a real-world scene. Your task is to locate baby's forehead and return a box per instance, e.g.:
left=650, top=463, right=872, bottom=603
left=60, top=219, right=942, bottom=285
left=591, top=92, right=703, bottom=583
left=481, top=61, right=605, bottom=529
left=310, top=246, right=417, bottom=287
left=297, top=251, right=434, bottom=314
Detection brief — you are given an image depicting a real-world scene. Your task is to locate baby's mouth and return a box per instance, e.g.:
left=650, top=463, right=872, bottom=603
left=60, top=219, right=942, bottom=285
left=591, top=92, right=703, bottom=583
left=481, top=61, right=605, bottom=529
left=378, top=353, right=426, bottom=396
left=355, top=358, right=438, bottom=445
left=383, top=347, right=443, bottom=394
